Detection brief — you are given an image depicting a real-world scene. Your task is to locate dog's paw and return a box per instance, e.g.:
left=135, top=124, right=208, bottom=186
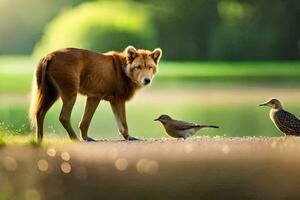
left=128, top=136, right=139, bottom=141
left=84, top=136, right=97, bottom=142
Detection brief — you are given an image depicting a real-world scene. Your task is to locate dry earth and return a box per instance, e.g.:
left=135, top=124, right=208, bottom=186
left=1, top=137, right=300, bottom=200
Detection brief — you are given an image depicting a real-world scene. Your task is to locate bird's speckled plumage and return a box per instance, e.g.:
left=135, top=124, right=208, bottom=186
left=260, top=98, right=300, bottom=136
left=271, top=109, right=300, bottom=136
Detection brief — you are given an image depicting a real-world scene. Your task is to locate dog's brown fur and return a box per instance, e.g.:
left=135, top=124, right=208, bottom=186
left=29, top=46, right=162, bottom=143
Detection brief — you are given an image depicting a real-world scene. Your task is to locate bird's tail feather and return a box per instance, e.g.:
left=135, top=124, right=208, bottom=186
left=200, top=125, right=219, bottom=129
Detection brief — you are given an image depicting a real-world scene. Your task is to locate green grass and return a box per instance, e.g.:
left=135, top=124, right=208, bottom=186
left=1, top=55, right=300, bottom=93
left=0, top=131, right=74, bottom=146
left=0, top=96, right=291, bottom=140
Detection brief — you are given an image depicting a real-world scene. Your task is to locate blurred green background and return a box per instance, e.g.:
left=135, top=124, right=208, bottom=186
left=0, top=0, right=300, bottom=139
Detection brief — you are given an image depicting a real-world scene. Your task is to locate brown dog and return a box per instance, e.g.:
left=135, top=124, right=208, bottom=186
left=29, top=46, right=162, bottom=143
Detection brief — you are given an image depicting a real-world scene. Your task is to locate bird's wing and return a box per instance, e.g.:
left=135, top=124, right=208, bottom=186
left=170, top=120, right=200, bottom=130
left=275, top=110, right=300, bottom=133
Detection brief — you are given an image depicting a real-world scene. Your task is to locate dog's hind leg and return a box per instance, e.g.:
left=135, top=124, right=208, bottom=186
left=59, top=93, right=79, bottom=141
left=79, top=97, right=101, bottom=141
left=36, top=94, right=58, bottom=143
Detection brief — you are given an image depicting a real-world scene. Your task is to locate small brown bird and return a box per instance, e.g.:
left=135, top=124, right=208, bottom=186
left=259, top=98, right=300, bottom=136
left=154, top=114, right=219, bottom=139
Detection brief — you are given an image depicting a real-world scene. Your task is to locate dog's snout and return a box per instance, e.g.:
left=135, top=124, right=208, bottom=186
left=144, top=77, right=151, bottom=85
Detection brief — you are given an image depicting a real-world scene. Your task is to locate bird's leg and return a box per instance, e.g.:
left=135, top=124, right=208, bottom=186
left=283, top=135, right=289, bottom=145
left=284, top=135, right=287, bottom=142
left=278, top=135, right=288, bottom=145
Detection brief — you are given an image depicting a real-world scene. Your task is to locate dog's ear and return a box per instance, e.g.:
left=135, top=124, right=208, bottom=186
left=125, top=45, right=137, bottom=63
left=150, top=48, right=162, bottom=64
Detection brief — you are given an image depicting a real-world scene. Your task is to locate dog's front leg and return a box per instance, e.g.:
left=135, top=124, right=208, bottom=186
left=110, top=101, right=138, bottom=141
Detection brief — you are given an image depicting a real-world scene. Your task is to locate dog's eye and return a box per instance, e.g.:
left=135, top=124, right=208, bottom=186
left=148, top=66, right=153, bottom=70
left=134, top=66, right=141, bottom=70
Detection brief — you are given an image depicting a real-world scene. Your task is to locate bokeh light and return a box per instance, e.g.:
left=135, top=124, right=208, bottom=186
left=115, top=158, right=129, bottom=171
left=222, top=145, right=230, bottom=154
left=136, top=159, right=159, bottom=175
left=61, top=162, right=72, bottom=174
left=37, top=159, right=48, bottom=172
left=61, top=152, right=70, bottom=161
left=3, top=156, right=18, bottom=172
left=47, top=147, right=56, bottom=157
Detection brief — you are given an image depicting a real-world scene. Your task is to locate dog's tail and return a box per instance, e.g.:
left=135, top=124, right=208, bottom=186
left=29, top=55, right=57, bottom=128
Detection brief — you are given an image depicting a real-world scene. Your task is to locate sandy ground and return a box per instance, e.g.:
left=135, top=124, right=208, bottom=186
left=1, top=137, right=300, bottom=199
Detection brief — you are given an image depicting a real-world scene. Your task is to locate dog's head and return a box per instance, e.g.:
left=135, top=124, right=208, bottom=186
left=124, top=45, right=162, bottom=87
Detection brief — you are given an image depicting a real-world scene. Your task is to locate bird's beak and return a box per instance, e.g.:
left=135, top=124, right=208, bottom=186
left=154, top=118, right=159, bottom=121
left=259, top=102, right=268, bottom=107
